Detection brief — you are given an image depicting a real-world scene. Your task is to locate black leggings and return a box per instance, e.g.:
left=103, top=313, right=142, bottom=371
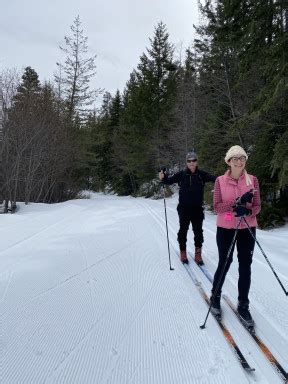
left=212, top=227, right=256, bottom=303
left=177, top=205, right=204, bottom=250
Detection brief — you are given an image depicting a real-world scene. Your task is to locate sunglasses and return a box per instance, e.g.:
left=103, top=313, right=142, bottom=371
left=187, top=159, right=197, bottom=163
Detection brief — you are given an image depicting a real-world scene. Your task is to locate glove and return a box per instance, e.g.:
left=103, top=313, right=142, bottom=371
left=236, top=190, right=254, bottom=205
left=233, top=205, right=252, bottom=217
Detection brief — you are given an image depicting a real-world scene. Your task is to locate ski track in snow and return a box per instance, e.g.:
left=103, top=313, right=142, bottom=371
left=47, top=201, right=236, bottom=384
left=0, top=270, right=14, bottom=304
left=1, top=195, right=287, bottom=383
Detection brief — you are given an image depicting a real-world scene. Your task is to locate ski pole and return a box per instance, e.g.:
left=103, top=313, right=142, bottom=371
left=200, top=216, right=243, bottom=329
left=242, top=217, right=288, bottom=296
left=161, top=184, right=174, bottom=271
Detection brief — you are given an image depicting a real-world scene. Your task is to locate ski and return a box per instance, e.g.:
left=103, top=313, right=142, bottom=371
left=223, top=294, right=288, bottom=383
left=183, top=264, right=255, bottom=372
left=194, top=261, right=288, bottom=383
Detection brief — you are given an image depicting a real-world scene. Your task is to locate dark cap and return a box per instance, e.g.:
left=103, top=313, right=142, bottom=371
left=186, top=151, right=197, bottom=161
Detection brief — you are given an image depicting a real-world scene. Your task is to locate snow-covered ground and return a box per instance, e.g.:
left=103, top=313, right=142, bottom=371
left=1, top=193, right=287, bottom=384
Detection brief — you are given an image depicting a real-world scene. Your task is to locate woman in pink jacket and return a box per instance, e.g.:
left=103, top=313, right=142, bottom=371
left=210, top=145, right=261, bottom=327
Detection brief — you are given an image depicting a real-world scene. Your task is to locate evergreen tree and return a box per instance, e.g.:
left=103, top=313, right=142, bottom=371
left=81, top=90, right=123, bottom=192
left=192, top=0, right=288, bottom=221
left=112, top=22, right=178, bottom=194
left=55, top=16, right=97, bottom=119
left=168, top=48, right=198, bottom=165
left=13, top=66, right=41, bottom=107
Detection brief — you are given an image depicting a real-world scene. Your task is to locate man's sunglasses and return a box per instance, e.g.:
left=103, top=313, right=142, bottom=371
left=187, top=159, right=197, bottom=163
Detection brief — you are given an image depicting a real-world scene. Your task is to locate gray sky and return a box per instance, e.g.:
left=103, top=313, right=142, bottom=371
left=1, top=0, right=199, bottom=103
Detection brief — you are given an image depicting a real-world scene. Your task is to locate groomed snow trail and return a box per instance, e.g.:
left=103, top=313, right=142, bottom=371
left=1, top=194, right=287, bottom=383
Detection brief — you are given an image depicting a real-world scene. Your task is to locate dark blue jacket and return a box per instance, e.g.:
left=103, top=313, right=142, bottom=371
left=163, top=168, right=216, bottom=207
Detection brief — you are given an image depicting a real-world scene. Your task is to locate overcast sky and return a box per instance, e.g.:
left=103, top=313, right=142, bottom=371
left=1, top=0, right=199, bottom=103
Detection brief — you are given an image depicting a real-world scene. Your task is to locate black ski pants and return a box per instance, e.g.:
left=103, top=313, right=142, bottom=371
left=177, top=205, right=204, bottom=250
left=212, top=226, right=256, bottom=304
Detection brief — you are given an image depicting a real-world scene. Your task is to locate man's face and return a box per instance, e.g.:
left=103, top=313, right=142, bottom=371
left=186, top=158, right=198, bottom=172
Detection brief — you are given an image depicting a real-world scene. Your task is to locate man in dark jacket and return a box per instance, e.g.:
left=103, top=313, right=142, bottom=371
left=159, top=152, right=216, bottom=264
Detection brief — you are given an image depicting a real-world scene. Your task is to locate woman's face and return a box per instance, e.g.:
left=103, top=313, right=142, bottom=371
left=228, top=155, right=246, bottom=172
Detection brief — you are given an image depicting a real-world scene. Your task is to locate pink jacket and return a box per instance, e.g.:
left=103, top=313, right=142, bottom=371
left=213, top=171, right=261, bottom=229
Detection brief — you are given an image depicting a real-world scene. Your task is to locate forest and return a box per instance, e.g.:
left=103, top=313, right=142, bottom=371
left=0, top=1, right=287, bottom=228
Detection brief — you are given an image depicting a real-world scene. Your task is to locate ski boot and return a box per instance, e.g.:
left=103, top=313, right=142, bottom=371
left=237, top=301, right=254, bottom=332
left=180, top=250, right=189, bottom=264
left=210, top=294, right=222, bottom=320
left=195, top=247, right=204, bottom=266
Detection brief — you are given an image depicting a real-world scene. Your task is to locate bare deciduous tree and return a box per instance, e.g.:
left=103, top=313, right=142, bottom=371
left=0, top=69, right=20, bottom=212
